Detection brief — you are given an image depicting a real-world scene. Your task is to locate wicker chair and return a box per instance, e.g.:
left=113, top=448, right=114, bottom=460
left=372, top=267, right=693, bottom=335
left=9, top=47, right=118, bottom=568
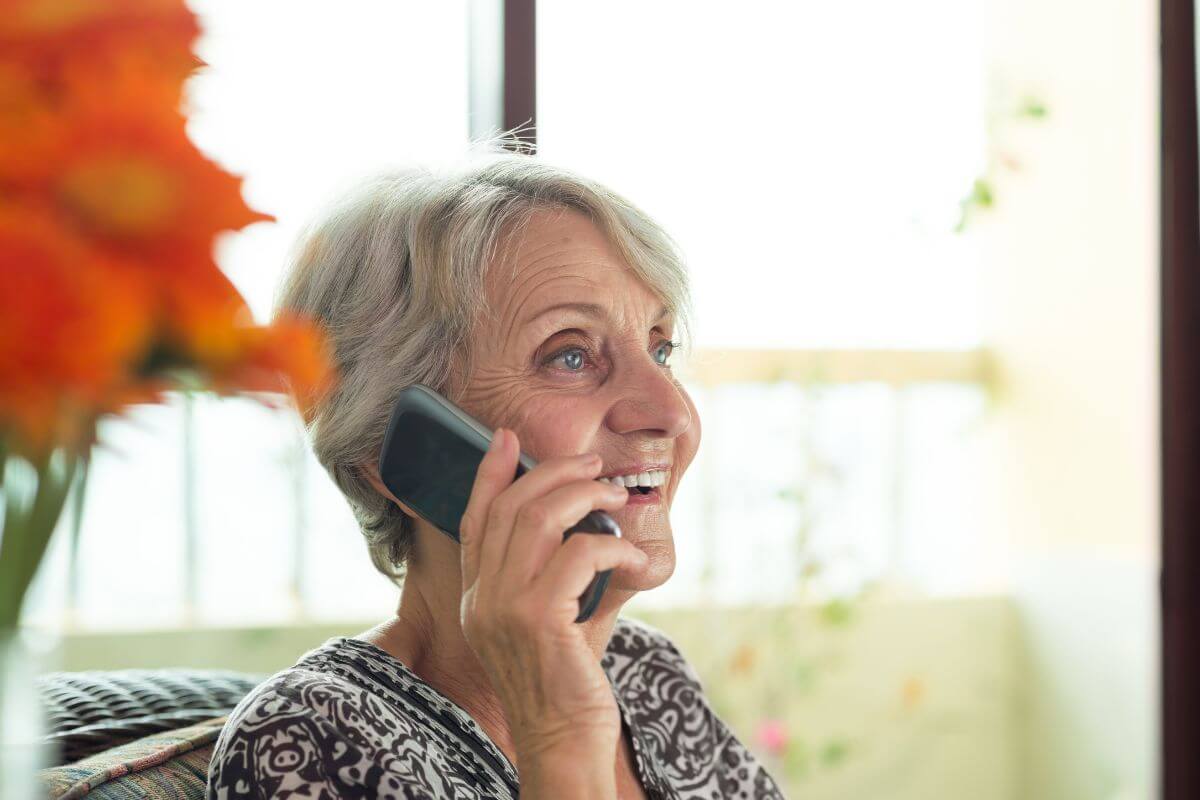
left=37, top=669, right=266, bottom=766
left=35, top=669, right=268, bottom=799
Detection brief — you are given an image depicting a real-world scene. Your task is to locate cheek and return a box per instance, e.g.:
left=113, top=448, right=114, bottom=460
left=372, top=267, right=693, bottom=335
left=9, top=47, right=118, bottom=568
left=460, top=365, right=604, bottom=460
left=508, top=398, right=600, bottom=461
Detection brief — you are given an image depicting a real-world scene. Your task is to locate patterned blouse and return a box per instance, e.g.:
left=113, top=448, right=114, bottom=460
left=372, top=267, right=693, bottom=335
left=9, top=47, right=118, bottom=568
left=206, top=616, right=786, bottom=799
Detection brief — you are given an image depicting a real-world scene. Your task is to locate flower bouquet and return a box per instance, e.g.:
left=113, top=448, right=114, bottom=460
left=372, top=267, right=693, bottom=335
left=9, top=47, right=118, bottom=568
left=0, top=1, right=336, bottom=789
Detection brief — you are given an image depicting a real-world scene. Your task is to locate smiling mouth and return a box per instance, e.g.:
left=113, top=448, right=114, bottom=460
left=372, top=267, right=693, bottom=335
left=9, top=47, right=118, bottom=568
left=619, top=485, right=662, bottom=504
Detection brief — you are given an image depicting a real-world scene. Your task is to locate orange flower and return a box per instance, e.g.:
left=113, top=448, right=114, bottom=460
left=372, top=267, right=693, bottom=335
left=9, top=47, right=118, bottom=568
left=207, top=314, right=337, bottom=422
left=0, top=60, right=58, bottom=172
left=0, top=205, right=333, bottom=457
left=1, top=50, right=271, bottom=261
left=729, top=642, right=758, bottom=676
left=0, top=0, right=200, bottom=87
left=148, top=258, right=336, bottom=411
left=0, top=0, right=334, bottom=458
left=901, top=676, right=926, bottom=711
left=0, top=209, right=153, bottom=457
left=0, top=0, right=339, bottom=638
left=158, top=257, right=256, bottom=366
left=0, top=0, right=198, bottom=41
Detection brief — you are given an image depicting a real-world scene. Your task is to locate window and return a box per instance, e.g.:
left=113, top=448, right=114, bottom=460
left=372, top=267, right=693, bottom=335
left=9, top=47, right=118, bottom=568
left=23, top=0, right=992, bottom=629
left=537, top=1, right=992, bottom=607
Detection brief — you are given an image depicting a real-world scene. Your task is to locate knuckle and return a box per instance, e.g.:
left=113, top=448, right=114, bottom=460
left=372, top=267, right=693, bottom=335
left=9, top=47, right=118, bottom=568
left=564, top=531, right=600, bottom=557
left=550, top=453, right=596, bottom=472
left=516, top=500, right=552, bottom=530
left=487, top=496, right=513, bottom=529
left=586, top=535, right=623, bottom=560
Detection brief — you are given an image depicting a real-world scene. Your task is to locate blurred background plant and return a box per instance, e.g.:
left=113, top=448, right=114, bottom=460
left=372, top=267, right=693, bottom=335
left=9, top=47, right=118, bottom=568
left=955, top=89, right=1050, bottom=233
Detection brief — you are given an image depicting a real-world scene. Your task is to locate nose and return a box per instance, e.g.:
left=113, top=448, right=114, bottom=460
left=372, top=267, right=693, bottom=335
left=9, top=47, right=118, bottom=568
left=604, top=346, right=692, bottom=440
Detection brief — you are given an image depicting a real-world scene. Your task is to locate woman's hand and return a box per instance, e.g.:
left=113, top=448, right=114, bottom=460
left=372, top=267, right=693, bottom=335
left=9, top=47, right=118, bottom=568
left=458, top=427, right=645, bottom=778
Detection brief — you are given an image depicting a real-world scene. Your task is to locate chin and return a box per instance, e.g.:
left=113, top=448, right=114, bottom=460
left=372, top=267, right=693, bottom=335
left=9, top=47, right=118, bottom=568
left=610, top=538, right=675, bottom=591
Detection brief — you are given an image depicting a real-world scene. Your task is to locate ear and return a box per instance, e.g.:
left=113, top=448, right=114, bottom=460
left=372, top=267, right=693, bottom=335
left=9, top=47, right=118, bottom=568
left=362, top=464, right=419, bottom=519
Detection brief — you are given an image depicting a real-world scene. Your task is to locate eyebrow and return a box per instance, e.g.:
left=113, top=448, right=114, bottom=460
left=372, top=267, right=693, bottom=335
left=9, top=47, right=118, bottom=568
left=524, top=302, right=671, bottom=328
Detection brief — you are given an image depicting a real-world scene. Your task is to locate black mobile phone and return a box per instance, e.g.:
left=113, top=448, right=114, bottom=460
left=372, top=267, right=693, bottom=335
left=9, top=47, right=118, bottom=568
left=377, top=383, right=621, bottom=623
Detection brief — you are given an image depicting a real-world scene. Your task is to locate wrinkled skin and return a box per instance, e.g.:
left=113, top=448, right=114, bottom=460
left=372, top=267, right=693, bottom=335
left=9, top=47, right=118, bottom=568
left=361, top=206, right=700, bottom=789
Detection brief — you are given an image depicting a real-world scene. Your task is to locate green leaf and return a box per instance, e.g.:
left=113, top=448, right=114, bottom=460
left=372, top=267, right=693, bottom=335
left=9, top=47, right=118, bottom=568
left=793, top=661, right=818, bottom=692
left=1018, top=97, right=1048, bottom=119
left=819, top=597, right=856, bottom=628
left=819, top=738, right=851, bottom=767
left=0, top=447, right=82, bottom=632
left=785, top=737, right=812, bottom=778
left=971, top=178, right=995, bottom=208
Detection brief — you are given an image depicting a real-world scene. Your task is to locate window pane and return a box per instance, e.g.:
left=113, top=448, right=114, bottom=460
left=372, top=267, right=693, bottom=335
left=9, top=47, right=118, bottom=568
left=186, top=0, right=470, bottom=320
left=30, top=402, right=191, bottom=630
left=538, top=0, right=986, bottom=349
left=192, top=395, right=298, bottom=626
left=629, top=380, right=989, bottom=611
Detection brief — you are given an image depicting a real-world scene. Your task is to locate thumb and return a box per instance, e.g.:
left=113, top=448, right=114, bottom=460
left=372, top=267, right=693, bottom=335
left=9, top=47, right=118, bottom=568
left=459, top=427, right=518, bottom=588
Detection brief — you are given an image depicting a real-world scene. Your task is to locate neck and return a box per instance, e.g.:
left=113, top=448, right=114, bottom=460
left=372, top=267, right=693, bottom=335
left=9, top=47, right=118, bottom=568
left=365, top=527, right=634, bottom=765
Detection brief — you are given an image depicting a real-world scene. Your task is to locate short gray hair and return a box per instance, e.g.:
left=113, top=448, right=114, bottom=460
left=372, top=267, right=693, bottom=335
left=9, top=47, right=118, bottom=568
left=272, top=148, right=694, bottom=587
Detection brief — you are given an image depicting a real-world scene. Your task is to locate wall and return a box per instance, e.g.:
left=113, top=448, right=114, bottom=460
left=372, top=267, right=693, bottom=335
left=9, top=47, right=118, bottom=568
left=976, top=0, right=1160, bottom=796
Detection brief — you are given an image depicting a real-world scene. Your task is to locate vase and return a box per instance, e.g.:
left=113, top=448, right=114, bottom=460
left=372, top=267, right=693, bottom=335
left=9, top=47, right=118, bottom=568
left=0, top=628, right=59, bottom=800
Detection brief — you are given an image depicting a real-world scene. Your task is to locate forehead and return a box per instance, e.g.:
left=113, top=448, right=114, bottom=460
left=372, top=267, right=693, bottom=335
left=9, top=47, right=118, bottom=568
left=486, top=207, right=666, bottom=340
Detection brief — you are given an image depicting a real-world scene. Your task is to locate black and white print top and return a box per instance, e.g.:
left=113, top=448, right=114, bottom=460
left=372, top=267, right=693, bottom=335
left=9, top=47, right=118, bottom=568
left=206, top=616, right=786, bottom=799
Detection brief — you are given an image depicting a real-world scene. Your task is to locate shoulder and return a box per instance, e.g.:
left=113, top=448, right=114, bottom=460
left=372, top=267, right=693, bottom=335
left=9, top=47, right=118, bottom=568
left=603, top=615, right=705, bottom=690
left=206, top=644, right=458, bottom=799
left=604, top=616, right=788, bottom=799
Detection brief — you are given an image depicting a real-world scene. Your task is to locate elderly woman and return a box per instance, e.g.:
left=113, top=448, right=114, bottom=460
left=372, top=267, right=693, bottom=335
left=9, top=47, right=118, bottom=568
left=206, top=153, right=785, bottom=799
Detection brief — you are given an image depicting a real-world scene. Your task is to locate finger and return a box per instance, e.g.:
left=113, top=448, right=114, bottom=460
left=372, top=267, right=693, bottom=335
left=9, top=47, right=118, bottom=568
left=459, top=427, right=519, bottom=589
left=530, top=533, right=648, bottom=619
left=479, top=435, right=604, bottom=579
left=500, top=477, right=630, bottom=587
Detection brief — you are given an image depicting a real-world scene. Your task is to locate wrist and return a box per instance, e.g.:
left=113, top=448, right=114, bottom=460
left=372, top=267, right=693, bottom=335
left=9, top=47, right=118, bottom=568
left=517, top=743, right=617, bottom=799
left=520, top=766, right=615, bottom=799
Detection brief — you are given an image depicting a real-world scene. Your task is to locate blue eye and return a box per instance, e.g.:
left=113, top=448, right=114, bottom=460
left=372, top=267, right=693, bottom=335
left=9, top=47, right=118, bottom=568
left=543, top=339, right=680, bottom=374
left=545, top=346, right=590, bottom=372
left=561, top=348, right=586, bottom=371
left=655, top=339, right=680, bottom=366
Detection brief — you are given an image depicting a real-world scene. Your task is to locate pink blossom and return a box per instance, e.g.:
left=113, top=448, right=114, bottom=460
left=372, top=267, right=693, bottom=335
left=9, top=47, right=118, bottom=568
left=755, top=718, right=789, bottom=757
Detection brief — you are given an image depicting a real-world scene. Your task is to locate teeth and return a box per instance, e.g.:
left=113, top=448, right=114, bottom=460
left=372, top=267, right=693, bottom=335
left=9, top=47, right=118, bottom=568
left=599, top=470, right=667, bottom=488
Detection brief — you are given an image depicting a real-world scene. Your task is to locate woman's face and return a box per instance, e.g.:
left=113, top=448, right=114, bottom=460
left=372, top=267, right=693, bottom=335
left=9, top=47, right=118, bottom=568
left=453, top=206, right=701, bottom=591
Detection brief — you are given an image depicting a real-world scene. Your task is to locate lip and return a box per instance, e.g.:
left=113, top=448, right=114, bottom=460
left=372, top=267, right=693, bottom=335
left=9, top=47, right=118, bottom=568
left=619, top=486, right=662, bottom=506
left=599, top=463, right=671, bottom=480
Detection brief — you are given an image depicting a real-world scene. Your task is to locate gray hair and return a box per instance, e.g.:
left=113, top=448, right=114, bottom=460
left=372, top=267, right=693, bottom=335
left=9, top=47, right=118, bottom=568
left=272, top=147, right=694, bottom=587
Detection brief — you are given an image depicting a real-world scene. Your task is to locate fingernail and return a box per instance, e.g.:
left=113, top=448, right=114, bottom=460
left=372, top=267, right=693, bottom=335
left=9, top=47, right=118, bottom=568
left=490, top=429, right=505, bottom=452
